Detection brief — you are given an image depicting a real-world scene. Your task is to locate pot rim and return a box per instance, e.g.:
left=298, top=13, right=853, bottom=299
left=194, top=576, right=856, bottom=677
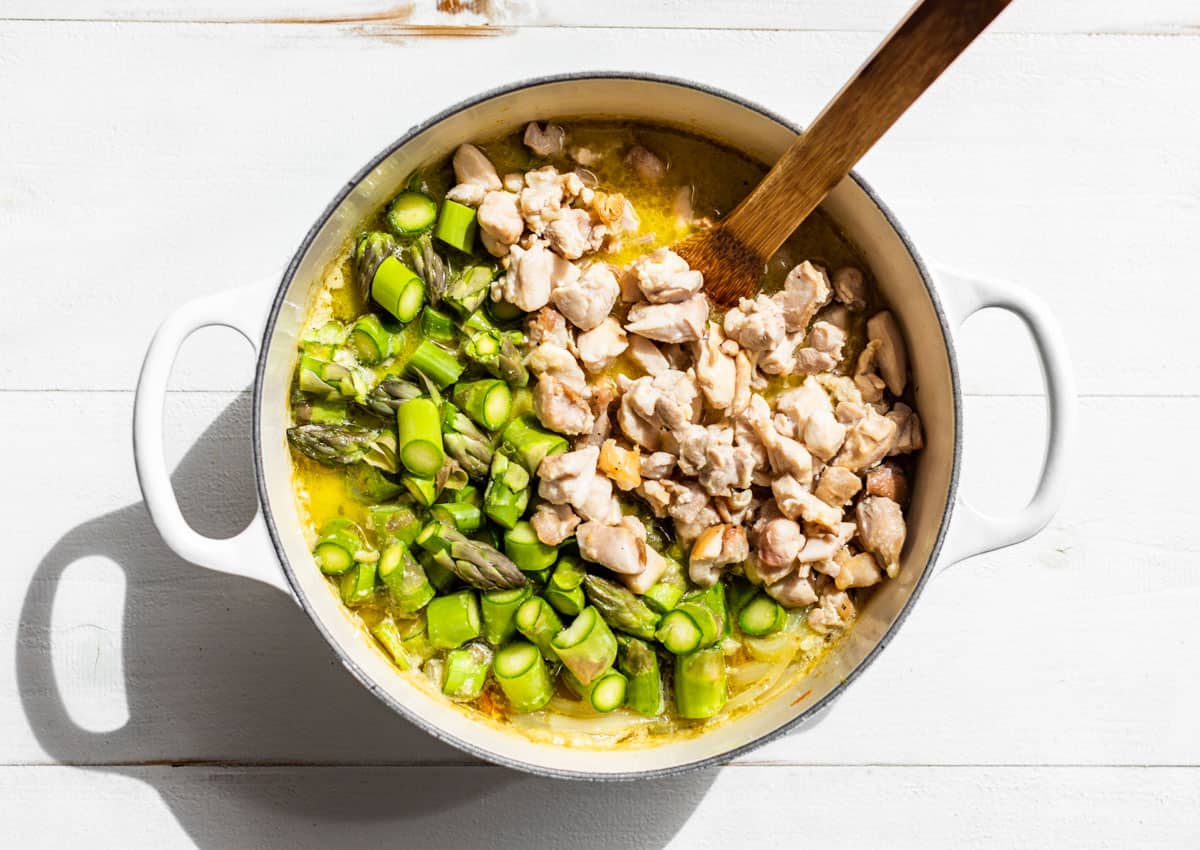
left=252, top=70, right=962, bottom=781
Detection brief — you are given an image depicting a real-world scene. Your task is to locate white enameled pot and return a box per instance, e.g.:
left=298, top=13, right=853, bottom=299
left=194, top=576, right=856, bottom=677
left=134, top=74, right=1075, bottom=779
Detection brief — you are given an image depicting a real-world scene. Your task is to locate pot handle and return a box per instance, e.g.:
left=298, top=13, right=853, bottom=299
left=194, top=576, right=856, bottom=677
left=936, top=268, right=1075, bottom=568
left=133, top=280, right=290, bottom=595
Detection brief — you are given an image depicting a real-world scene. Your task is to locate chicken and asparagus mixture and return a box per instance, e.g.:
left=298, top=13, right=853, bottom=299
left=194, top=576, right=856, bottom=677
left=288, top=121, right=922, bottom=741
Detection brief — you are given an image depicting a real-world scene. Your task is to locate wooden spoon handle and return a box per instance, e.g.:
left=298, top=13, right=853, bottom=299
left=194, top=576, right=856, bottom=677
left=721, top=0, right=1013, bottom=257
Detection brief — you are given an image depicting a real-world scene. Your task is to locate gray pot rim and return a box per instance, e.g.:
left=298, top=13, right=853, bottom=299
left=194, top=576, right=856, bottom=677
left=252, top=70, right=962, bottom=782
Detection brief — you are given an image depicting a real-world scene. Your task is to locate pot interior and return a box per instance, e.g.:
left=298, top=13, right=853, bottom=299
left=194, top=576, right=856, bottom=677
left=257, top=76, right=958, bottom=777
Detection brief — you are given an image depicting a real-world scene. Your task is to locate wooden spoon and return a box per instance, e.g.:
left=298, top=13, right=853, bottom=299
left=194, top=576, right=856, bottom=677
left=677, top=0, right=1013, bottom=306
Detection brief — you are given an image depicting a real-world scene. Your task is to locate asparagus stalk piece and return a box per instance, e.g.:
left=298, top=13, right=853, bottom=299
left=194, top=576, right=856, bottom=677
left=378, top=541, right=435, bottom=614
left=480, top=585, right=533, bottom=645
left=418, top=549, right=456, bottom=592
left=369, top=615, right=415, bottom=670
left=396, top=397, right=445, bottom=478
left=441, top=642, right=493, bottom=701
left=430, top=500, right=482, bottom=534
left=367, top=500, right=425, bottom=548
left=354, top=230, right=398, bottom=300
left=426, top=590, right=482, bottom=650
left=421, top=306, right=457, bottom=344
left=373, top=256, right=426, bottom=323
left=288, top=424, right=398, bottom=472
left=737, top=593, right=787, bottom=637
left=434, top=199, right=478, bottom=253
left=386, top=190, right=438, bottom=235
left=544, top=555, right=586, bottom=617
left=409, top=232, right=449, bottom=306
left=444, top=265, right=494, bottom=316
left=565, top=668, right=628, bottom=713
left=346, top=464, right=404, bottom=503
left=293, top=397, right=348, bottom=425
left=499, top=415, right=568, bottom=474
left=551, top=606, right=618, bottom=686
left=484, top=453, right=530, bottom=529
left=655, top=609, right=703, bottom=655
left=494, top=640, right=554, bottom=713
left=461, top=310, right=529, bottom=387
left=297, top=353, right=371, bottom=402
left=401, top=473, right=440, bottom=507
left=617, top=636, right=666, bottom=716
left=415, top=521, right=527, bottom=590
left=441, top=403, right=495, bottom=480
left=582, top=574, right=662, bottom=640
left=339, top=559, right=378, bottom=607
left=502, top=521, right=559, bottom=573
left=642, top=555, right=688, bottom=614
left=674, top=646, right=727, bottom=720
left=313, top=518, right=371, bottom=576
left=676, top=583, right=729, bottom=648
left=362, top=378, right=423, bottom=418
left=349, top=314, right=396, bottom=365
left=727, top=577, right=759, bottom=619
left=453, top=379, right=513, bottom=432
left=515, top=596, right=563, bottom=660
left=406, top=339, right=465, bottom=389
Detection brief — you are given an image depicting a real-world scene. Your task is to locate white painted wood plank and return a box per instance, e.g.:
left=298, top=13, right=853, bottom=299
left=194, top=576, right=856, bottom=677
left=0, top=764, right=1197, bottom=849
left=6, top=0, right=1200, bottom=34
left=0, top=24, right=1197, bottom=395
left=3, top=392, right=1196, bottom=767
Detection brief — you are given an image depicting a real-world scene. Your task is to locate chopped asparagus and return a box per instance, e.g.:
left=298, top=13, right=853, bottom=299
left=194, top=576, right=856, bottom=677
left=354, top=230, right=398, bottom=300
left=582, top=574, right=662, bottom=640
left=370, top=615, right=415, bottom=670
left=642, top=555, right=688, bottom=614
left=480, top=585, right=533, bottom=645
left=396, top=397, right=445, bottom=478
left=362, top=378, right=423, bottom=418
left=339, top=559, right=378, bottom=607
left=737, top=593, right=787, bottom=637
left=430, top=500, right=482, bottom=534
left=676, top=584, right=728, bottom=648
left=493, top=641, right=554, bottom=713
left=453, top=379, right=513, bottom=431
left=618, top=637, right=666, bottom=716
left=567, top=668, right=628, bottom=713
left=434, top=199, right=478, bottom=253
left=367, top=500, right=424, bottom=548
left=499, top=415, right=568, bottom=474
left=372, top=256, right=426, bottom=323
left=484, top=452, right=530, bottom=529
left=441, top=642, right=493, bottom=701
left=415, top=521, right=527, bottom=590
left=378, top=541, right=435, bottom=614
left=514, top=596, right=563, bottom=660
left=386, top=190, right=438, bottom=235
left=346, top=464, right=403, bottom=503
left=426, top=590, right=482, bottom=650
left=406, top=339, right=465, bottom=389
left=551, top=606, right=618, bottom=686
left=444, top=265, right=494, bottom=316
left=349, top=314, right=396, bottom=364
left=655, top=609, right=703, bottom=655
left=544, top=555, right=586, bottom=617
left=502, top=521, right=559, bottom=573
left=674, top=646, right=727, bottom=720
left=288, top=424, right=397, bottom=472
left=313, top=517, right=369, bottom=576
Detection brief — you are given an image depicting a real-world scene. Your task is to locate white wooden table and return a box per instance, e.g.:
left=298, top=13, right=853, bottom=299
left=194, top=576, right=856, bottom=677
left=3, top=2, right=1198, bottom=846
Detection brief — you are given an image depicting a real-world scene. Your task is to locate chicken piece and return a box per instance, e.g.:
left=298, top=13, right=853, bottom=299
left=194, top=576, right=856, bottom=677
left=866, top=462, right=909, bottom=506
left=477, top=191, right=523, bottom=255
left=758, top=517, right=804, bottom=570
left=758, top=332, right=803, bottom=376
left=537, top=446, right=599, bottom=505
left=808, top=590, right=855, bottom=633
left=576, top=317, right=628, bottom=374
left=549, top=262, right=618, bottom=332
left=775, top=377, right=834, bottom=434
left=834, top=551, right=884, bottom=591
left=580, top=378, right=616, bottom=448
left=577, top=518, right=645, bottom=575
left=570, top=146, right=602, bottom=167
left=638, top=479, right=672, bottom=517
left=625, top=294, right=708, bottom=343
left=519, top=166, right=565, bottom=233
left=502, top=172, right=525, bottom=192
left=724, top=294, right=787, bottom=352
left=807, top=321, right=846, bottom=362
left=766, top=571, right=819, bottom=609
left=857, top=495, right=906, bottom=577
left=502, top=240, right=554, bottom=312
left=775, top=261, right=833, bottom=333
left=624, top=333, right=669, bottom=377
left=617, top=393, right=662, bottom=451
left=772, top=477, right=843, bottom=530
left=626, top=369, right=699, bottom=431
left=526, top=342, right=587, bottom=393
left=796, top=521, right=856, bottom=563
left=694, top=326, right=737, bottom=410
left=854, top=339, right=887, bottom=404
left=530, top=502, right=580, bottom=546
left=832, top=266, right=867, bottom=311
left=639, top=451, right=676, bottom=480
left=887, top=403, right=924, bottom=454
left=546, top=208, right=601, bottom=260
left=803, top=408, right=848, bottom=462
left=729, top=350, right=755, bottom=415
left=628, top=248, right=704, bottom=304
left=817, top=373, right=865, bottom=409
left=716, top=489, right=757, bottom=526
left=598, top=438, right=642, bottom=491
left=834, top=406, right=898, bottom=472
left=445, top=143, right=502, bottom=207
left=526, top=307, right=572, bottom=350
left=741, top=394, right=814, bottom=486
left=795, top=346, right=838, bottom=374
left=673, top=184, right=695, bottom=228
left=835, top=400, right=867, bottom=426
left=626, top=144, right=667, bottom=182
left=534, top=375, right=594, bottom=436
left=814, top=466, right=862, bottom=508
left=689, top=524, right=749, bottom=587
left=574, top=474, right=622, bottom=525
left=866, top=310, right=908, bottom=396
left=523, top=122, right=565, bottom=157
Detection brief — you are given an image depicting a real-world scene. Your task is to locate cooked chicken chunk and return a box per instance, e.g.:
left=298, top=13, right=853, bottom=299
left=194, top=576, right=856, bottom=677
left=808, top=590, right=855, bottom=633
left=549, top=262, right=618, bottom=332
left=519, top=166, right=566, bottom=233
left=626, top=144, right=667, bottom=182
left=795, top=521, right=856, bottom=563
left=527, top=342, right=588, bottom=393
left=502, top=240, right=554, bottom=312
left=866, top=310, right=908, bottom=396
left=807, top=321, right=846, bottom=363
left=523, top=122, right=565, bottom=157
left=530, top=502, right=580, bottom=546
left=625, top=294, right=708, bottom=343
left=546, top=208, right=601, bottom=260
left=694, top=326, right=737, bottom=410
left=618, top=392, right=662, bottom=451
left=639, top=451, right=676, bottom=480
left=854, top=339, right=887, bottom=404
left=596, top=439, right=641, bottom=492
left=724, top=295, right=787, bottom=352
left=772, top=477, right=843, bottom=530
left=834, top=405, right=899, bottom=473
left=834, top=551, right=884, bottom=591
left=625, top=369, right=699, bottom=431
left=574, top=474, right=622, bottom=524
left=689, top=524, right=749, bottom=587
left=758, top=517, right=803, bottom=570
left=866, top=462, right=909, bottom=506
left=537, top=446, right=598, bottom=505
left=534, top=374, right=594, bottom=436
left=446, top=143, right=502, bottom=206
left=832, top=266, right=867, bottom=311
left=626, top=333, right=671, bottom=376
left=628, top=248, right=704, bottom=304
left=577, top=518, right=644, bottom=574
left=814, top=466, right=862, bottom=507
left=576, top=317, right=628, bottom=374
left=857, top=495, right=906, bottom=578
left=526, top=307, right=572, bottom=350
left=887, top=402, right=924, bottom=454
left=766, top=571, right=818, bottom=609
left=803, top=408, right=848, bottom=462
left=476, top=191, right=524, bottom=258
left=775, top=261, right=832, bottom=333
